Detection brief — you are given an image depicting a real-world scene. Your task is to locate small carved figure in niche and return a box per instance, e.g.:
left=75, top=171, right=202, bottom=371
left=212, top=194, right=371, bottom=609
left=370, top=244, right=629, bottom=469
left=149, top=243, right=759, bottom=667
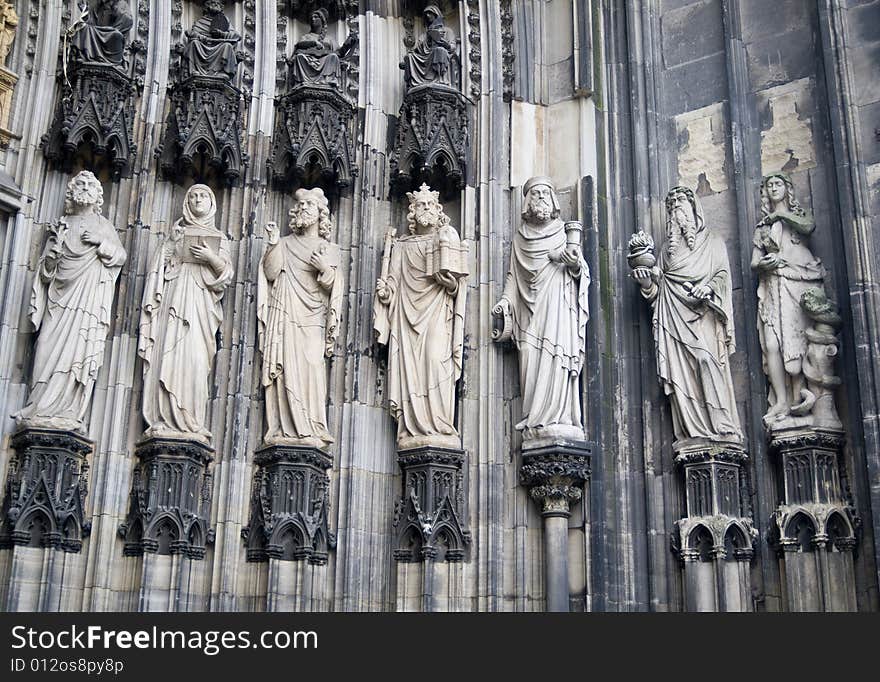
left=629, top=186, right=743, bottom=445
left=181, top=0, right=241, bottom=81
left=68, top=0, right=133, bottom=66
left=14, top=171, right=126, bottom=433
left=0, top=2, right=18, bottom=65
left=138, top=184, right=234, bottom=444
left=752, top=173, right=827, bottom=428
left=374, top=183, right=468, bottom=450
left=492, top=177, right=590, bottom=443
left=258, top=188, right=343, bottom=449
left=289, top=8, right=354, bottom=89
left=400, top=4, right=459, bottom=91
left=794, top=288, right=843, bottom=430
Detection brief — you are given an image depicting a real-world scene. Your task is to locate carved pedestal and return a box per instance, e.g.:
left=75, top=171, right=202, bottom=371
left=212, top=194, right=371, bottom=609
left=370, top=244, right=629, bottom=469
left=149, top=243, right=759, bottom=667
left=768, top=427, right=858, bottom=611
left=241, top=444, right=334, bottom=612
left=0, top=428, right=92, bottom=553
left=158, top=75, right=246, bottom=186
left=268, top=85, right=356, bottom=192
left=41, top=61, right=137, bottom=177
left=390, top=84, right=471, bottom=198
left=519, top=441, right=590, bottom=612
left=672, top=441, right=755, bottom=612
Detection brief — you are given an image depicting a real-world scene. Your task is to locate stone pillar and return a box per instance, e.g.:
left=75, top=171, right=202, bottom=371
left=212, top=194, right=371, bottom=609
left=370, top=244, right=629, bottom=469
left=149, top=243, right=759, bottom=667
left=118, top=437, right=214, bottom=611
left=392, top=446, right=470, bottom=612
left=241, top=444, right=334, bottom=612
left=768, top=427, right=858, bottom=612
left=672, top=441, right=755, bottom=613
left=519, top=441, right=591, bottom=613
left=0, top=428, right=92, bottom=611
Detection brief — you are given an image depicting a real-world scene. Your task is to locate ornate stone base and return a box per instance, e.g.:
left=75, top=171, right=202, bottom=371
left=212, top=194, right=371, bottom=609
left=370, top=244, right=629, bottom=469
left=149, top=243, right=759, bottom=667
left=393, top=445, right=470, bottom=563
left=241, top=444, right=334, bottom=565
left=41, top=61, right=137, bottom=178
left=519, top=440, right=590, bottom=612
left=268, top=84, right=356, bottom=192
left=118, top=437, right=214, bottom=560
left=671, top=440, right=755, bottom=612
left=0, top=428, right=92, bottom=553
left=767, top=427, right=858, bottom=611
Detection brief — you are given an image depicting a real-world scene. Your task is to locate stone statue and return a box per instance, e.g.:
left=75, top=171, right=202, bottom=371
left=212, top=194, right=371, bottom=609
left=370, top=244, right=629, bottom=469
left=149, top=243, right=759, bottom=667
left=258, top=188, right=343, bottom=449
left=181, top=0, right=241, bottom=81
left=751, top=173, right=827, bottom=429
left=400, top=4, right=459, bottom=91
left=0, top=1, right=18, bottom=65
left=374, top=183, right=468, bottom=450
left=797, top=288, right=843, bottom=430
left=629, top=186, right=743, bottom=445
left=289, top=7, right=354, bottom=88
left=138, top=184, right=234, bottom=443
left=14, top=171, right=126, bottom=432
left=69, top=0, right=133, bottom=66
left=492, top=176, right=590, bottom=443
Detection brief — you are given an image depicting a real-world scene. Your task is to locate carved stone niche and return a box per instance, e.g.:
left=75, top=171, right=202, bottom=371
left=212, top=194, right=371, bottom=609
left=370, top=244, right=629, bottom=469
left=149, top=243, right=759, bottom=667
left=0, top=428, right=92, bottom=553
left=393, top=446, right=470, bottom=563
left=670, top=441, right=756, bottom=612
left=241, top=445, right=335, bottom=564
left=118, top=437, right=215, bottom=560
left=767, top=427, right=859, bottom=611
left=268, top=0, right=359, bottom=193
left=157, top=1, right=247, bottom=186
left=42, top=60, right=138, bottom=178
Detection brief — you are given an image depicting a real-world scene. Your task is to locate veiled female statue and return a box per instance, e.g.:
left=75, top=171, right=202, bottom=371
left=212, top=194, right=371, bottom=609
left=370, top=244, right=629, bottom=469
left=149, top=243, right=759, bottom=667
left=752, top=173, right=827, bottom=428
left=289, top=8, right=353, bottom=88
left=258, top=188, right=343, bottom=449
left=400, top=4, right=459, bottom=91
left=15, top=171, right=126, bottom=432
left=138, top=184, right=234, bottom=443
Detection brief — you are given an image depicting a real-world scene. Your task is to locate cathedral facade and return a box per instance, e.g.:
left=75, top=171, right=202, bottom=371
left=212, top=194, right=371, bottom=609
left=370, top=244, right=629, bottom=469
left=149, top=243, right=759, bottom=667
left=0, top=0, right=878, bottom=612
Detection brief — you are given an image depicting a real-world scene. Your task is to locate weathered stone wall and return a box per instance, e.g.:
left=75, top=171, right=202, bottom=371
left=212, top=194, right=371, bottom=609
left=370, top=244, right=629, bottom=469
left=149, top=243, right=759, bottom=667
left=0, top=0, right=877, bottom=612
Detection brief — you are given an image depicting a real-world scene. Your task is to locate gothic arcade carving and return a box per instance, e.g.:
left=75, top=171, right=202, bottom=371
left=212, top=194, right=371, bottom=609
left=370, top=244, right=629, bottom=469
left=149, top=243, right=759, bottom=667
left=269, top=1, right=358, bottom=192
left=158, top=1, right=248, bottom=186
left=390, top=3, right=471, bottom=197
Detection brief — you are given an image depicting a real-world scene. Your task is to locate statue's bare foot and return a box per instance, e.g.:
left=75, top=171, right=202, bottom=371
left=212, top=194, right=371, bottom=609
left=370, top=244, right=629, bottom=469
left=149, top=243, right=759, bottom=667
left=762, top=402, right=789, bottom=425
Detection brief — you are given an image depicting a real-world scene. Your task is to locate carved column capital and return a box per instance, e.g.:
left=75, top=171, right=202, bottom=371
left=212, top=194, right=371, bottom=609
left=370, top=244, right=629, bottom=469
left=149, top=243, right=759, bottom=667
left=519, top=443, right=591, bottom=518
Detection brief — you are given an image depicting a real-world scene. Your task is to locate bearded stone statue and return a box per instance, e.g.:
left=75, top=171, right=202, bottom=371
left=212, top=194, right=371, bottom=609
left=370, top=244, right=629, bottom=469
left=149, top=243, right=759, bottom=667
left=258, top=187, right=343, bottom=449
left=374, top=183, right=469, bottom=450
left=15, top=171, right=126, bottom=432
left=493, top=176, right=590, bottom=444
left=629, top=186, right=743, bottom=445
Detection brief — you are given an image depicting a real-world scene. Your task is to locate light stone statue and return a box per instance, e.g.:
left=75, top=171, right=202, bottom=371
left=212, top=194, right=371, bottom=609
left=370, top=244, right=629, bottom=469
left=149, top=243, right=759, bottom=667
left=629, top=186, right=743, bottom=445
left=138, top=184, right=234, bottom=444
left=492, top=176, right=591, bottom=443
left=14, top=170, right=126, bottom=433
left=751, top=173, right=827, bottom=429
left=797, top=288, right=843, bottom=430
left=399, top=4, right=459, bottom=91
left=0, top=2, right=18, bottom=65
left=258, top=187, right=343, bottom=449
left=374, top=183, right=468, bottom=450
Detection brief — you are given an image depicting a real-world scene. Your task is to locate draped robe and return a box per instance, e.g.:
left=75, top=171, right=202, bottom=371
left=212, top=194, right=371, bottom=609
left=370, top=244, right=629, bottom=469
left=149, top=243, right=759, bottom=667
left=644, top=227, right=743, bottom=443
left=183, top=13, right=239, bottom=79
left=71, top=2, right=132, bottom=65
left=139, top=226, right=233, bottom=441
left=503, top=218, right=590, bottom=438
left=374, top=228, right=467, bottom=449
left=257, top=233, right=343, bottom=447
left=400, top=18, right=457, bottom=89
left=289, top=32, right=342, bottom=87
left=16, top=212, right=126, bottom=431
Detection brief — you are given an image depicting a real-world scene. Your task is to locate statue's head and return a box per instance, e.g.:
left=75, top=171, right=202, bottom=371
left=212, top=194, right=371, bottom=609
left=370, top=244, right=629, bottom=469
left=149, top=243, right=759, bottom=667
left=310, top=8, right=329, bottom=31
left=761, top=172, right=805, bottom=217
left=424, top=4, right=442, bottom=23
left=664, top=186, right=704, bottom=254
left=186, top=184, right=215, bottom=219
left=204, top=0, right=224, bottom=16
left=406, top=183, right=450, bottom=234
left=65, top=170, right=103, bottom=214
left=290, top=187, right=332, bottom=239
left=522, top=176, right=560, bottom=224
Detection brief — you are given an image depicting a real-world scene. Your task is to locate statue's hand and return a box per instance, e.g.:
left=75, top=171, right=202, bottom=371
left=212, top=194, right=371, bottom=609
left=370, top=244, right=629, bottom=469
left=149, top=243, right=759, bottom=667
left=631, top=267, right=653, bottom=290
left=758, top=252, right=781, bottom=270
left=560, top=246, right=581, bottom=268
left=376, top=277, right=391, bottom=304
left=690, top=283, right=713, bottom=301
left=80, top=229, right=101, bottom=246
left=434, top=270, right=458, bottom=293
left=492, top=298, right=510, bottom=317
left=265, top=221, right=279, bottom=246
left=190, top=243, right=217, bottom=266
left=309, top=246, right=329, bottom=274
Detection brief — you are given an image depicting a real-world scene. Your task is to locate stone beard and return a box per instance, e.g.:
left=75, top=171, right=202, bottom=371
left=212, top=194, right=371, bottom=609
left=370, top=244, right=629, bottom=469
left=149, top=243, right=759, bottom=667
left=138, top=184, right=234, bottom=443
left=637, top=187, right=743, bottom=445
left=15, top=170, right=127, bottom=432
left=495, top=177, right=590, bottom=442
left=258, top=188, right=343, bottom=449
left=374, top=184, right=468, bottom=450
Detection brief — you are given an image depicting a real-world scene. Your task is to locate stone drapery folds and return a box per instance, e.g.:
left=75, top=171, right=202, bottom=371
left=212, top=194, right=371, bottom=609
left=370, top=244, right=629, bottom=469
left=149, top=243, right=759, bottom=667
left=68, top=0, right=133, bottom=67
